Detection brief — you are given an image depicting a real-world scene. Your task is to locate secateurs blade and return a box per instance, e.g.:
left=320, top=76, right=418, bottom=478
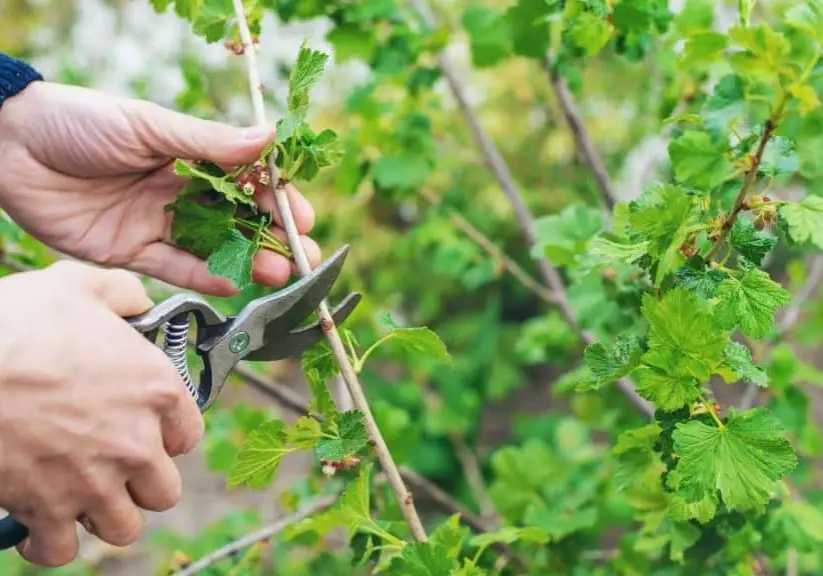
left=0, top=244, right=360, bottom=551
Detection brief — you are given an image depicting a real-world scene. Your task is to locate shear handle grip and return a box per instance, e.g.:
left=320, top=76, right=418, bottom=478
left=126, top=292, right=226, bottom=335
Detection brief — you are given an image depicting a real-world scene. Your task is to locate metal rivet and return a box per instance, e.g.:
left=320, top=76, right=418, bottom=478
left=229, top=331, right=250, bottom=353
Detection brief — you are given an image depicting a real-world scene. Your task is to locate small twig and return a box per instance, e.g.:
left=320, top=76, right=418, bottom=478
left=451, top=433, right=498, bottom=524
left=739, top=254, right=823, bottom=410
left=172, top=494, right=338, bottom=576
left=543, top=58, right=617, bottom=210
left=230, top=0, right=427, bottom=541
left=706, top=119, right=776, bottom=261
left=407, top=0, right=653, bottom=418
left=420, top=189, right=557, bottom=305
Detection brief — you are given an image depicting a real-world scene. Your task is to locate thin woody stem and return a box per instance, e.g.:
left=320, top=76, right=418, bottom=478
left=230, top=0, right=427, bottom=542
left=705, top=118, right=777, bottom=262
left=543, top=57, right=617, bottom=211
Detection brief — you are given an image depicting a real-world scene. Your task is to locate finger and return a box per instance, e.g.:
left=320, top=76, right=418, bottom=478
left=78, top=492, right=144, bottom=547
left=142, top=376, right=205, bottom=457
left=44, top=261, right=153, bottom=316
left=269, top=228, right=322, bottom=269
left=125, top=99, right=276, bottom=166
left=127, top=451, right=183, bottom=512
left=129, top=243, right=239, bottom=296
left=255, top=182, right=316, bottom=235
left=17, top=521, right=79, bottom=568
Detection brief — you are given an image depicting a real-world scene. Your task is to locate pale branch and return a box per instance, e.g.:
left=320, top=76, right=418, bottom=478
left=419, top=188, right=557, bottom=305
left=408, top=0, right=653, bottom=418
left=172, top=494, right=338, bottom=576
left=739, top=254, right=823, bottom=410
left=705, top=118, right=776, bottom=261
left=230, top=0, right=427, bottom=541
left=542, top=57, right=617, bottom=210
left=451, top=433, right=498, bottom=524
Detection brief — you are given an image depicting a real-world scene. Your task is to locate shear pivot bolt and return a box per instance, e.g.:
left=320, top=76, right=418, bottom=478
left=229, top=331, right=250, bottom=353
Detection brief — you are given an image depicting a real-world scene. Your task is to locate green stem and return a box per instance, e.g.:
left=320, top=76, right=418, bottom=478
left=697, top=392, right=725, bottom=429
left=356, top=333, right=397, bottom=373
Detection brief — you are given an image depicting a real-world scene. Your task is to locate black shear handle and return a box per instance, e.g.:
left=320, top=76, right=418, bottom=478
left=0, top=515, right=28, bottom=550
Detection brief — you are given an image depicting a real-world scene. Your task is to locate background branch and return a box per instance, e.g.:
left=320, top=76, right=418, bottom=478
left=542, top=57, right=617, bottom=210
left=172, top=494, right=338, bottom=576
left=407, top=0, right=653, bottom=418
left=230, top=0, right=427, bottom=541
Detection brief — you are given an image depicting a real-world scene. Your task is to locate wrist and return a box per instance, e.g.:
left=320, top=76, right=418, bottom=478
left=0, top=53, right=43, bottom=111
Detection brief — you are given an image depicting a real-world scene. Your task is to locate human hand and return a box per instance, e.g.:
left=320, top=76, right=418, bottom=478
left=0, top=81, right=320, bottom=296
left=0, top=261, right=204, bottom=566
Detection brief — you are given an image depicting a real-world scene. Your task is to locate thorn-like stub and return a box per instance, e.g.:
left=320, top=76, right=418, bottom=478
left=320, top=317, right=334, bottom=333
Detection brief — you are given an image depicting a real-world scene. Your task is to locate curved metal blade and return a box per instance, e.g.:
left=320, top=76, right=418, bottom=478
left=216, top=244, right=351, bottom=359
left=244, top=292, right=362, bottom=361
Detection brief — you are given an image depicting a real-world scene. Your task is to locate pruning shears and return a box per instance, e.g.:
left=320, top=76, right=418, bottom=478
left=0, top=245, right=360, bottom=551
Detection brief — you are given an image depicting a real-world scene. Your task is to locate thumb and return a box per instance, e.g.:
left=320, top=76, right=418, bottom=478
left=45, top=261, right=154, bottom=317
left=126, top=99, right=276, bottom=165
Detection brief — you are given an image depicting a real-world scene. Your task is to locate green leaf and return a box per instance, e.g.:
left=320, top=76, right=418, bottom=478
left=288, top=41, right=329, bottom=119
left=428, top=514, right=469, bottom=560
left=779, top=195, right=823, bottom=249
left=586, top=236, right=649, bottom=266
left=675, top=257, right=727, bottom=298
left=714, top=267, right=791, bottom=339
left=504, top=0, right=559, bottom=59
left=566, top=12, right=612, bottom=56
left=672, top=407, right=798, bottom=511
left=583, top=335, right=644, bottom=388
left=302, top=341, right=340, bottom=381
left=786, top=0, right=823, bottom=43
left=760, top=136, right=800, bottom=179
left=612, top=424, right=666, bottom=492
left=366, top=325, right=451, bottom=366
left=373, top=154, right=432, bottom=190
left=633, top=366, right=700, bottom=412
left=469, top=526, right=549, bottom=549
left=306, top=369, right=338, bottom=420
left=628, top=184, right=695, bottom=284
left=532, top=203, right=604, bottom=267
left=728, top=23, right=790, bottom=81
left=192, top=0, right=234, bottom=42
left=722, top=340, right=769, bottom=387
left=383, top=541, right=454, bottom=575
left=173, top=159, right=255, bottom=207
left=668, top=130, right=732, bottom=189
left=702, top=74, right=747, bottom=134
left=315, top=411, right=369, bottom=461
left=730, top=215, right=776, bottom=265
left=641, top=287, right=728, bottom=382
left=206, top=229, right=258, bottom=290
left=165, top=192, right=236, bottom=260
left=462, top=7, right=512, bottom=67
left=679, top=31, right=729, bottom=69
left=227, top=420, right=295, bottom=489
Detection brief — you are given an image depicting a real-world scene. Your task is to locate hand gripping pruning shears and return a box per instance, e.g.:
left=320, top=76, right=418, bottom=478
left=0, top=245, right=361, bottom=551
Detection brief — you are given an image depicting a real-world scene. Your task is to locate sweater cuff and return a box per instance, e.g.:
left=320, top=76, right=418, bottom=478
left=0, top=53, right=43, bottom=110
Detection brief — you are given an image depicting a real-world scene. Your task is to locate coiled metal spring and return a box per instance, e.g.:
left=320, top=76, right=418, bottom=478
left=162, top=315, right=199, bottom=404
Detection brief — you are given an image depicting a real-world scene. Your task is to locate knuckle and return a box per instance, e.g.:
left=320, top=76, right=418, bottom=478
left=117, top=442, right=154, bottom=470
left=100, top=513, right=144, bottom=546
left=144, top=375, right=186, bottom=413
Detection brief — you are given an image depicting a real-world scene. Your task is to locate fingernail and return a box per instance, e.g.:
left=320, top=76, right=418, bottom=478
left=241, top=125, right=274, bottom=141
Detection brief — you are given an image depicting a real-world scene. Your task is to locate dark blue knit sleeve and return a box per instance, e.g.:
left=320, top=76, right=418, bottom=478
left=0, top=53, right=43, bottom=110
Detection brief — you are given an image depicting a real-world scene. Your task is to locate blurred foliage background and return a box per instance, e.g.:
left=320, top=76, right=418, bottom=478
left=4, top=0, right=823, bottom=574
